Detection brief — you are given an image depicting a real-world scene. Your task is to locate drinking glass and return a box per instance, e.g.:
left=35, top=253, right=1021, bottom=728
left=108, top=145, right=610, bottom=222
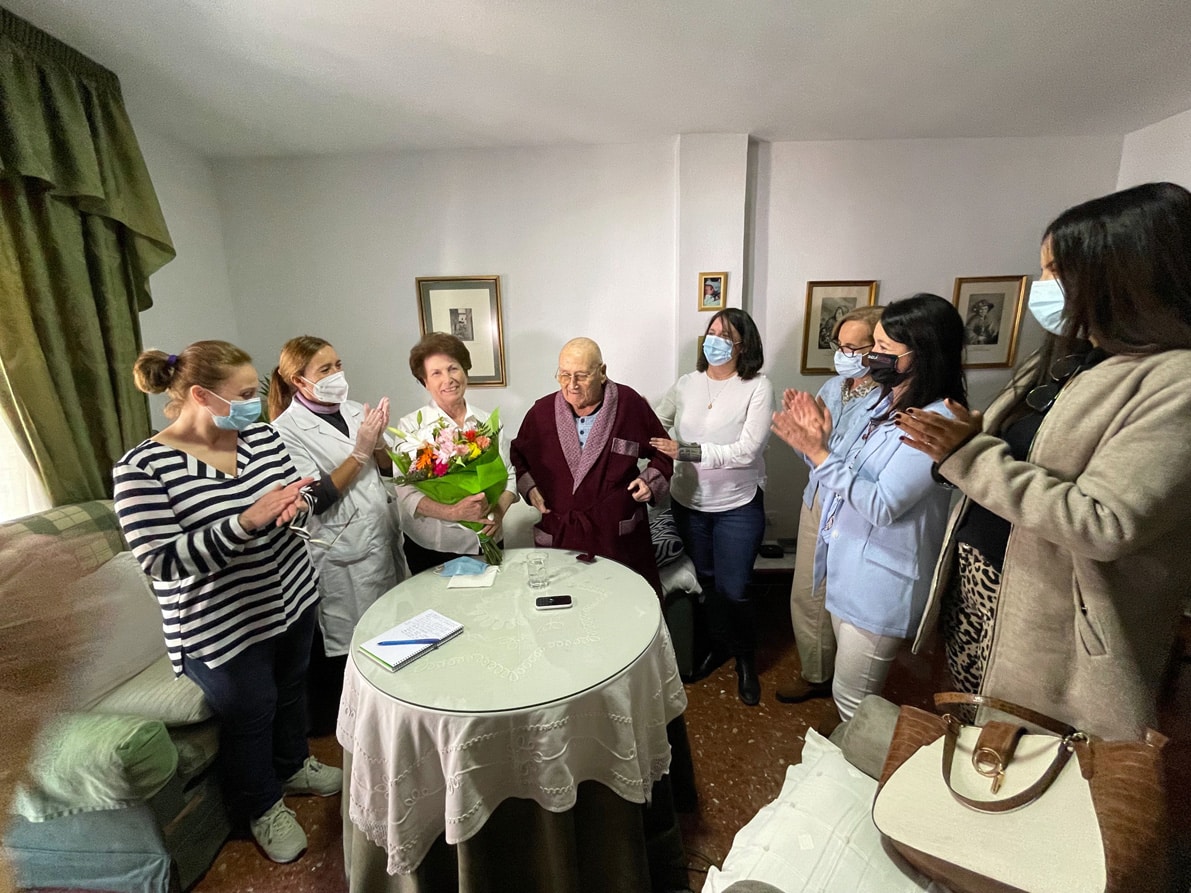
left=526, top=551, right=549, bottom=591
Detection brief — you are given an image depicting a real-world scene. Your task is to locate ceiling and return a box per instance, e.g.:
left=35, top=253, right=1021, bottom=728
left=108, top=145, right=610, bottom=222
left=8, top=0, right=1191, bottom=158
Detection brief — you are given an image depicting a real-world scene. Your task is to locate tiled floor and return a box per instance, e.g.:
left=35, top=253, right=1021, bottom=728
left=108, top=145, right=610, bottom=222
left=156, top=575, right=1191, bottom=892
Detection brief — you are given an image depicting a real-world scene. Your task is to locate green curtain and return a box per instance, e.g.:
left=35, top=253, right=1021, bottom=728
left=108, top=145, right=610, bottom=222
left=0, top=8, right=175, bottom=504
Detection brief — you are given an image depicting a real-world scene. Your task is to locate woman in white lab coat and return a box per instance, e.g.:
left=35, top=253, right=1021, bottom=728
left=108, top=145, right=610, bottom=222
left=270, top=335, right=402, bottom=730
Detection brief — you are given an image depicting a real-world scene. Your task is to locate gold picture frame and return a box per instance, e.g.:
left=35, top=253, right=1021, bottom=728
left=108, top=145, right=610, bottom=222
left=801, top=280, right=879, bottom=374
left=698, top=272, right=727, bottom=312
left=415, top=276, right=507, bottom=386
left=952, top=275, right=1029, bottom=369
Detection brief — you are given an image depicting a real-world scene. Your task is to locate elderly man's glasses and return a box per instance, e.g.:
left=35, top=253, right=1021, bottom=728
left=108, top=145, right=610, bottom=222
left=829, top=340, right=874, bottom=357
left=290, top=505, right=359, bottom=549
left=556, top=370, right=597, bottom=387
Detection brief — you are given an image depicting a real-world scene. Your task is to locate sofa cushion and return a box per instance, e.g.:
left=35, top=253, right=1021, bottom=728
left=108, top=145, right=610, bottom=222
left=72, top=551, right=168, bottom=708
left=702, top=729, right=946, bottom=893
left=15, top=713, right=179, bottom=822
left=828, top=694, right=901, bottom=780
left=92, top=654, right=213, bottom=726
left=4, top=500, right=126, bottom=574
left=170, top=719, right=220, bottom=781
left=649, top=507, right=685, bottom=568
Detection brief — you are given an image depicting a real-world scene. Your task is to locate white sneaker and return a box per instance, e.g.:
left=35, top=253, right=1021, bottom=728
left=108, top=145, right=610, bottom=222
left=283, top=755, right=343, bottom=797
left=250, top=799, right=307, bottom=863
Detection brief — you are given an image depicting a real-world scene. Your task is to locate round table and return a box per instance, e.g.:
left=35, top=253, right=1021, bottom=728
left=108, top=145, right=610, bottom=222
left=337, top=548, right=688, bottom=884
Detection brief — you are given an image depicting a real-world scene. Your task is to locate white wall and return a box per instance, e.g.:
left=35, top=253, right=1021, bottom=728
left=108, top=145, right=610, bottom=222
left=1116, top=106, right=1191, bottom=189
left=135, top=127, right=240, bottom=428
left=676, top=134, right=749, bottom=376
left=212, top=142, right=678, bottom=432
left=206, top=134, right=1126, bottom=539
left=755, top=136, right=1123, bottom=537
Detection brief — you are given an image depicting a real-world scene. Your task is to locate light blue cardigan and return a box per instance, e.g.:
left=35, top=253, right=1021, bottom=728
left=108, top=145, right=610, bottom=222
left=800, top=376, right=884, bottom=510
left=811, top=396, right=953, bottom=638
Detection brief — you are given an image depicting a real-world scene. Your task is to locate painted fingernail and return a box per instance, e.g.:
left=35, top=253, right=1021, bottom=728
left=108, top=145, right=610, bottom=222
left=906, top=408, right=915, bottom=415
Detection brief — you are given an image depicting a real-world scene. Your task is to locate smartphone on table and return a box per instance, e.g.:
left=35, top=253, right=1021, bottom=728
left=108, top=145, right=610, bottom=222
left=534, top=594, right=573, bottom=610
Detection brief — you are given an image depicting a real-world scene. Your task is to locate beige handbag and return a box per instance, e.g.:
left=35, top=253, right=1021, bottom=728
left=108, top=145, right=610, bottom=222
left=871, top=693, right=1169, bottom=893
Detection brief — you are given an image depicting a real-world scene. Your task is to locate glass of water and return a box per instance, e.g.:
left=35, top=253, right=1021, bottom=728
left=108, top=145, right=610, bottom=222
left=526, top=551, right=549, bottom=591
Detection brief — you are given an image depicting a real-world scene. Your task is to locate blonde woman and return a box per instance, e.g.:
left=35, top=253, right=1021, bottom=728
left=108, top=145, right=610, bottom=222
left=270, top=335, right=400, bottom=731
left=774, top=306, right=883, bottom=705
left=113, top=340, right=340, bottom=865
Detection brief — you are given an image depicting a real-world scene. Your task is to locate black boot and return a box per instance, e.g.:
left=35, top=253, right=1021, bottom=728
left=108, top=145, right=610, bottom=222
left=735, top=655, right=760, bottom=706
left=690, top=587, right=731, bottom=681
left=728, top=600, right=760, bottom=706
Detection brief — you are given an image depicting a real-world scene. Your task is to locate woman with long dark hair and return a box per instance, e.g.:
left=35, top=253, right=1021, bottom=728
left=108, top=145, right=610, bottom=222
left=897, top=182, right=1191, bottom=739
left=652, top=308, right=774, bottom=705
left=773, top=294, right=966, bottom=720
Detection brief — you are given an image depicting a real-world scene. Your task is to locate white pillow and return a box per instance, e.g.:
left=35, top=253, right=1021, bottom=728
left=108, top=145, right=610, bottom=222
left=69, top=551, right=168, bottom=708
left=702, top=730, right=948, bottom=893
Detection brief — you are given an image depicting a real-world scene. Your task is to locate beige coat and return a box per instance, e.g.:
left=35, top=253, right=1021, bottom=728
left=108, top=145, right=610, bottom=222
left=914, top=349, right=1191, bottom=739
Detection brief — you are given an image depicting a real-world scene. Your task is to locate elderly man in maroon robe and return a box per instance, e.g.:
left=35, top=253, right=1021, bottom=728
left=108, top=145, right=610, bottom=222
left=511, top=338, right=673, bottom=595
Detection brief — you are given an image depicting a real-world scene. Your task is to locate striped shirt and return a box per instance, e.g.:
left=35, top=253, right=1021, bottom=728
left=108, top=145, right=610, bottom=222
left=112, top=423, right=319, bottom=675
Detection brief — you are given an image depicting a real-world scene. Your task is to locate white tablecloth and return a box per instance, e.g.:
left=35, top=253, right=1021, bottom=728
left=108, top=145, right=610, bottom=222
left=336, top=549, right=688, bottom=876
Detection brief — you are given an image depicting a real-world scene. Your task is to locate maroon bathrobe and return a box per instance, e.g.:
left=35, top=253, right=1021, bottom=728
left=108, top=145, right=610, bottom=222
left=511, top=381, right=673, bottom=595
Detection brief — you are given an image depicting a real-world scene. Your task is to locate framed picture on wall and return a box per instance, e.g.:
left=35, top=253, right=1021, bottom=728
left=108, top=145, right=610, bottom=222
left=415, top=276, right=507, bottom=386
left=698, top=272, right=727, bottom=312
left=952, top=275, right=1029, bottom=369
left=801, top=280, right=879, bottom=374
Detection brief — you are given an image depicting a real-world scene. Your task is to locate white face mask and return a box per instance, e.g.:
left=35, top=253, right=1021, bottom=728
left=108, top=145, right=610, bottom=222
left=833, top=350, right=867, bottom=379
left=303, top=371, right=349, bottom=404
left=1028, top=278, right=1066, bottom=336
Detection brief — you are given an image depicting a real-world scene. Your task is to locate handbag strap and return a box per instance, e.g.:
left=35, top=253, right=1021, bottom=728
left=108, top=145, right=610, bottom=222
left=940, top=713, right=1081, bottom=813
left=933, top=691, right=1076, bottom=736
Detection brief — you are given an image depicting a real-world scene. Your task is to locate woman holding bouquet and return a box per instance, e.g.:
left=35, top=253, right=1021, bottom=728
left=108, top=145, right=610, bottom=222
left=270, top=335, right=401, bottom=732
left=396, top=333, right=518, bottom=574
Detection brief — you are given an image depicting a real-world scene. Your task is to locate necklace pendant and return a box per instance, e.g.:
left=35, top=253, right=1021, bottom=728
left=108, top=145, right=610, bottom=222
left=707, top=402, right=713, bottom=409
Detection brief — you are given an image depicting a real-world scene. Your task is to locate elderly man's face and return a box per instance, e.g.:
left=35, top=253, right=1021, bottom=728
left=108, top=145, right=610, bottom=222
left=557, top=350, right=606, bottom=416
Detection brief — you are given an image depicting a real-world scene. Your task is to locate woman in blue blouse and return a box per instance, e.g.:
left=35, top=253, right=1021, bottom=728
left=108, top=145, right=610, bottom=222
left=772, top=294, right=966, bottom=720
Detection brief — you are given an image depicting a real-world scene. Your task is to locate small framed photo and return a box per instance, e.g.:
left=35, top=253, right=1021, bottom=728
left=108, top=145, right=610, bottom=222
left=801, top=280, right=879, bottom=374
left=416, top=276, right=507, bottom=386
left=698, top=272, right=727, bottom=312
left=952, top=275, right=1029, bottom=369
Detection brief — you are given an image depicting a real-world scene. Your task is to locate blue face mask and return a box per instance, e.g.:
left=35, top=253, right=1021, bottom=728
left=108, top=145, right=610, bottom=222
left=1028, top=278, right=1066, bottom=336
left=207, top=392, right=262, bottom=431
left=702, top=334, right=735, bottom=367
left=833, top=350, right=867, bottom=379
left=439, top=556, right=489, bottom=576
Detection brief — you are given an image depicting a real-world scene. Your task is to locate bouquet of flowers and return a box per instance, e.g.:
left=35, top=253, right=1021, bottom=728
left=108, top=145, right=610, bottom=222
left=388, top=409, right=508, bottom=565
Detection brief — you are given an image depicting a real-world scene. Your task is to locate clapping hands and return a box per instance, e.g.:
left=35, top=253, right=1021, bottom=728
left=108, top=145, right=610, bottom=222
left=772, top=391, right=834, bottom=466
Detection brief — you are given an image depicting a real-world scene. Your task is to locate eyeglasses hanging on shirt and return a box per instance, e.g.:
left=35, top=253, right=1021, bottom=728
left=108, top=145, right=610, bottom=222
left=290, top=504, right=360, bottom=551
left=1024, top=349, right=1108, bottom=414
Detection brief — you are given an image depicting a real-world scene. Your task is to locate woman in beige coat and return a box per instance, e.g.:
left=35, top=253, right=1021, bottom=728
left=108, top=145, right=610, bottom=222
left=895, top=181, right=1191, bottom=740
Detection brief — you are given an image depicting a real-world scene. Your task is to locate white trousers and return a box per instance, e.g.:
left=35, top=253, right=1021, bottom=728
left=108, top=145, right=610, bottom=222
left=830, top=614, right=903, bottom=721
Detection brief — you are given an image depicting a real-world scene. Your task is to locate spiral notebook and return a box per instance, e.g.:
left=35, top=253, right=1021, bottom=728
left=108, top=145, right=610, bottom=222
left=357, top=609, right=464, bottom=672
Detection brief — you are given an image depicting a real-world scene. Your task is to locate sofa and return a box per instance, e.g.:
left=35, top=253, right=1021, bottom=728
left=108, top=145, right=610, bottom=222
left=3, top=501, right=231, bottom=893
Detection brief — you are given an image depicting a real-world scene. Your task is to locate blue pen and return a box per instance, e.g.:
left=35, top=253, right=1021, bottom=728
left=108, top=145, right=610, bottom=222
left=377, top=637, right=442, bottom=647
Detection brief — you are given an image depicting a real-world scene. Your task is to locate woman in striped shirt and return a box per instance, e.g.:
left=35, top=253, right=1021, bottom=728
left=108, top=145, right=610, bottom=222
left=113, top=340, right=340, bottom=864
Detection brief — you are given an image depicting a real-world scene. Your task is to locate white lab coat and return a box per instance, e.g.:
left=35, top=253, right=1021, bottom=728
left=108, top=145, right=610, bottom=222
left=273, top=399, right=402, bottom=655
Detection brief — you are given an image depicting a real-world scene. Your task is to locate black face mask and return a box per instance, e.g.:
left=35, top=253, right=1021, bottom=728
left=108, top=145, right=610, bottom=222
left=865, top=351, right=911, bottom=387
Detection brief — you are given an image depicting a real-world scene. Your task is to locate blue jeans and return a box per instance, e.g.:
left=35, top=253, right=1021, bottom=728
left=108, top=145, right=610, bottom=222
left=182, top=604, right=317, bottom=821
left=671, top=488, right=766, bottom=604
left=673, top=490, right=766, bottom=656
